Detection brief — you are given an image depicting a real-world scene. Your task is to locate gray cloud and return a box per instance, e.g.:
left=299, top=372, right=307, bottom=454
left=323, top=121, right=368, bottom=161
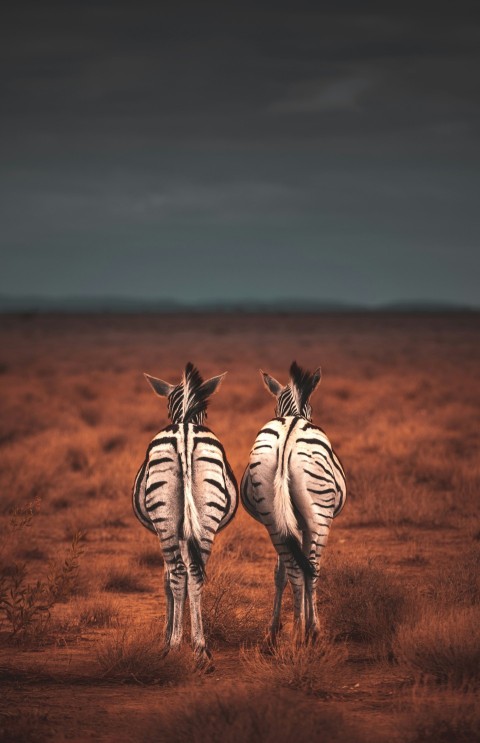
left=1, top=1, right=479, bottom=305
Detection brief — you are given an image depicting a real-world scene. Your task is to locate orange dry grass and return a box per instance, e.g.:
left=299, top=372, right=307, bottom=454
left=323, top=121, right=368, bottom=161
left=0, top=313, right=479, bottom=741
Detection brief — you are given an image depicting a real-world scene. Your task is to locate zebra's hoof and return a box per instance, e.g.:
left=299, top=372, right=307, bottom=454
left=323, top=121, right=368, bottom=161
left=195, top=647, right=215, bottom=674
left=260, top=635, right=277, bottom=655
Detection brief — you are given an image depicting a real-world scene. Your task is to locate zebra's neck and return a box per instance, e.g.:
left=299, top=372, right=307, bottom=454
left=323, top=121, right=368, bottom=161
left=169, top=411, right=206, bottom=426
left=275, top=385, right=311, bottom=419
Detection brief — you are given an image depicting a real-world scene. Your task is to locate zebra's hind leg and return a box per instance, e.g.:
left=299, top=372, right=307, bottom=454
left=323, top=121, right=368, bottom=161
left=285, top=559, right=305, bottom=645
left=187, top=564, right=213, bottom=672
left=167, top=554, right=188, bottom=650
left=163, top=570, right=174, bottom=645
left=268, top=556, right=287, bottom=646
left=305, top=575, right=320, bottom=643
left=303, top=533, right=320, bottom=643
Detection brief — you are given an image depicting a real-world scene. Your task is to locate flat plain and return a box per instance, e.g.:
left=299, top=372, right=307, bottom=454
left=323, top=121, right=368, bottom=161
left=0, top=312, right=479, bottom=742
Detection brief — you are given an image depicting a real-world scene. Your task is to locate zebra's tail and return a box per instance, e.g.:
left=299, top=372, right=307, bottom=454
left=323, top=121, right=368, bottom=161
left=182, top=453, right=206, bottom=579
left=187, top=537, right=206, bottom=581
left=285, top=535, right=316, bottom=579
left=273, top=461, right=298, bottom=537
left=273, top=441, right=316, bottom=579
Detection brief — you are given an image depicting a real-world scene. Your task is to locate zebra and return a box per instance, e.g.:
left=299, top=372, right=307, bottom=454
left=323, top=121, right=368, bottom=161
left=133, top=362, right=238, bottom=669
left=241, top=361, right=346, bottom=645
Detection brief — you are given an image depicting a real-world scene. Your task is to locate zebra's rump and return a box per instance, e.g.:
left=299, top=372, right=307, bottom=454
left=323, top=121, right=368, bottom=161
left=242, top=417, right=347, bottom=526
left=133, top=424, right=238, bottom=534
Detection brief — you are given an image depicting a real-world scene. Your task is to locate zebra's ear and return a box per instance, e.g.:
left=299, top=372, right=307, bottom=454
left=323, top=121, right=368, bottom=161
left=144, top=373, right=175, bottom=398
left=311, top=367, right=322, bottom=393
left=260, top=370, right=283, bottom=398
left=199, top=372, right=227, bottom=398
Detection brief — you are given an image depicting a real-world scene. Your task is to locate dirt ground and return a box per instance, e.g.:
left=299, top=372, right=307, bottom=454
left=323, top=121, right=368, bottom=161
left=0, top=312, right=479, bottom=742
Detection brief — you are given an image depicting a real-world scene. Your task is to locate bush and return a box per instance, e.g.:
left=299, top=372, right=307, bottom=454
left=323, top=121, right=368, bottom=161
left=202, top=563, right=268, bottom=647
left=241, top=635, right=347, bottom=697
left=319, top=557, right=408, bottom=657
left=96, top=623, right=193, bottom=683
left=78, top=597, right=120, bottom=628
left=395, top=607, right=480, bottom=688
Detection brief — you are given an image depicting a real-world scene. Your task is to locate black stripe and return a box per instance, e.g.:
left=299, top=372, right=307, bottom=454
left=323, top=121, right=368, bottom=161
left=147, top=436, right=178, bottom=455
left=193, top=437, right=224, bottom=453
left=150, top=516, right=167, bottom=523
left=146, top=500, right=166, bottom=511
left=197, top=456, right=223, bottom=468
left=149, top=457, right=174, bottom=466
left=205, top=478, right=226, bottom=495
left=301, top=439, right=346, bottom=479
left=146, top=481, right=167, bottom=495
left=280, top=417, right=298, bottom=480
left=132, top=458, right=154, bottom=532
left=304, top=469, right=331, bottom=482
left=249, top=462, right=261, bottom=469
left=259, top=428, right=280, bottom=438
left=207, top=514, right=221, bottom=523
left=254, top=444, right=272, bottom=451
left=206, top=500, right=225, bottom=512
left=308, top=487, right=336, bottom=495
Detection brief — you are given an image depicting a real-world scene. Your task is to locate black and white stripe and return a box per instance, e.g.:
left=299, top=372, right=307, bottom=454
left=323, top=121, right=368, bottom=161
left=241, top=361, right=347, bottom=644
left=133, top=363, right=238, bottom=668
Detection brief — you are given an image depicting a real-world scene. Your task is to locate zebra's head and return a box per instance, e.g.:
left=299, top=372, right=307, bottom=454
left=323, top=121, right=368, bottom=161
left=144, top=362, right=226, bottom=425
left=261, top=361, right=321, bottom=420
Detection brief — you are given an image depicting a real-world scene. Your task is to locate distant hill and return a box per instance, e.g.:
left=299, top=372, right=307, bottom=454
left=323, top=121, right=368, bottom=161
left=0, top=295, right=477, bottom=314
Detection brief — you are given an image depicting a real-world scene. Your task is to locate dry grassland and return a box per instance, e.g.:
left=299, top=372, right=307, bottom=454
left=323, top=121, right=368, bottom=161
left=0, top=312, right=479, bottom=742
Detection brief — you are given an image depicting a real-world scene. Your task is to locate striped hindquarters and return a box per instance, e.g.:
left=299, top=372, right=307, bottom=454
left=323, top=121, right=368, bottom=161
left=133, top=424, right=238, bottom=554
left=294, top=421, right=347, bottom=518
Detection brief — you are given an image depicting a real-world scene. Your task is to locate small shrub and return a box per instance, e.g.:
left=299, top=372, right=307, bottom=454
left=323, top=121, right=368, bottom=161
left=103, top=569, right=150, bottom=594
left=395, top=607, right=480, bottom=687
left=202, top=563, right=267, bottom=647
left=0, top=565, right=54, bottom=643
left=47, top=531, right=85, bottom=602
left=242, top=635, right=347, bottom=697
left=78, top=597, right=120, bottom=628
left=96, top=623, right=193, bottom=683
left=319, top=557, right=408, bottom=656
left=0, top=531, right=86, bottom=643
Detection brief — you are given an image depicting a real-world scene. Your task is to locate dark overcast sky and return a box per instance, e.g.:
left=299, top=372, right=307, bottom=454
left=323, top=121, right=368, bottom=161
left=1, top=1, right=479, bottom=305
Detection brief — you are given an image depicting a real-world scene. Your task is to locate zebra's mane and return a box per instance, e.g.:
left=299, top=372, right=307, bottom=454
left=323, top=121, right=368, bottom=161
left=168, top=362, right=210, bottom=424
left=289, top=361, right=318, bottom=413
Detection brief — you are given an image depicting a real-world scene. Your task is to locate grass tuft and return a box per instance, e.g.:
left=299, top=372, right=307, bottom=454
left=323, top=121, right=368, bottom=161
left=96, top=623, right=193, bottom=683
left=395, top=606, right=480, bottom=688
left=242, top=635, right=347, bottom=697
left=319, top=557, right=408, bottom=656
